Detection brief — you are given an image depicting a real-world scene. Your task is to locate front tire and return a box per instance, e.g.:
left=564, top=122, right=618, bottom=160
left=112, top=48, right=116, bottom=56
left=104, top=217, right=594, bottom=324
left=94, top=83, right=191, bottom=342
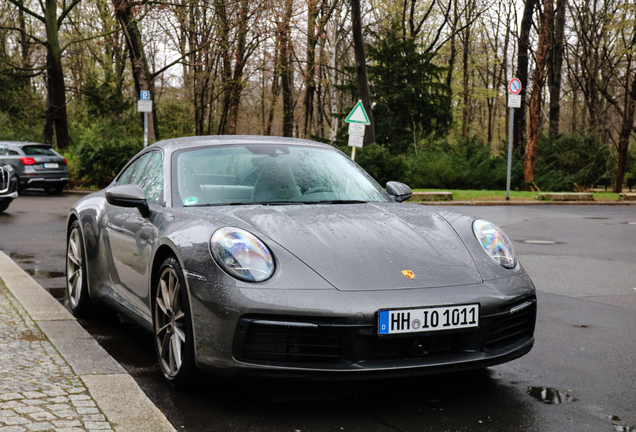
left=153, top=257, right=196, bottom=387
left=0, top=200, right=10, bottom=213
left=66, top=220, right=93, bottom=316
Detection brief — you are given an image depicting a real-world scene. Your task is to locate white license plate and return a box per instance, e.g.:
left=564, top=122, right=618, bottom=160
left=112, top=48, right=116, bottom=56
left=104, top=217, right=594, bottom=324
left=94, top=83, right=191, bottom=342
left=378, top=304, right=479, bottom=335
left=44, top=163, right=59, bottom=169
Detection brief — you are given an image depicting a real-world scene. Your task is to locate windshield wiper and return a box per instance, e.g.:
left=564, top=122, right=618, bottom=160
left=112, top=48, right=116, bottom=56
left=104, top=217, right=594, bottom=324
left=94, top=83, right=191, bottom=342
left=308, top=200, right=368, bottom=204
left=257, top=201, right=305, bottom=206
left=187, top=202, right=250, bottom=207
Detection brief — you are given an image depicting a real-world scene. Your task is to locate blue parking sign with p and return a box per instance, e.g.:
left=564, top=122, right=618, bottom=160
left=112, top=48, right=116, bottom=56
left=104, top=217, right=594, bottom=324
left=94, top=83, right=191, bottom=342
left=140, top=91, right=150, bottom=101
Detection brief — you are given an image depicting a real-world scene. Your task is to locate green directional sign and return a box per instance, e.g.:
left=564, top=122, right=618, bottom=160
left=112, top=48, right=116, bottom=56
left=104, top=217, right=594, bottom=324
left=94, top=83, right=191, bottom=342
left=345, top=100, right=370, bottom=125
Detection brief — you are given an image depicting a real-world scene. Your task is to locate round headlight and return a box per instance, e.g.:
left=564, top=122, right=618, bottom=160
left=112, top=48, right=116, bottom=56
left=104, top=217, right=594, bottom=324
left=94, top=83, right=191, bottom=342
left=210, top=227, right=275, bottom=282
left=472, top=219, right=516, bottom=269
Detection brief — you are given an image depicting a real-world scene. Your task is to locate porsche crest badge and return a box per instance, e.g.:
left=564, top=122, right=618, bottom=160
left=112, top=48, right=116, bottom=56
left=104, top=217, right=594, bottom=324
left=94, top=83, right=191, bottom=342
left=401, top=270, right=415, bottom=279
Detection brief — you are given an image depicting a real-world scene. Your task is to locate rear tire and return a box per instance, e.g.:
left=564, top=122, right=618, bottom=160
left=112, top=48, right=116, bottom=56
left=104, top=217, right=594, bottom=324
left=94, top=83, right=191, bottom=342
left=45, top=185, right=64, bottom=195
left=153, top=257, right=196, bottom=388
left=66, top=220, right=93, bottom=316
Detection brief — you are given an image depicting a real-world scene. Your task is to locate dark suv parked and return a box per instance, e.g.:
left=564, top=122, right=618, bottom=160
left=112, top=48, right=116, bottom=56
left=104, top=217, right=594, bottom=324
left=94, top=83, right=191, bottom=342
left=0, top=163, right=18, bottom=213
left=0, top=141, right=69, bottom=194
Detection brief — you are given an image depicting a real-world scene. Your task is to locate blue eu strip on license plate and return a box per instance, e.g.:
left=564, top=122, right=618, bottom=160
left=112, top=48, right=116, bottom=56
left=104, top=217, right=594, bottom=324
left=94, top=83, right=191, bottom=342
left=378, top=304, right=479, bottom=335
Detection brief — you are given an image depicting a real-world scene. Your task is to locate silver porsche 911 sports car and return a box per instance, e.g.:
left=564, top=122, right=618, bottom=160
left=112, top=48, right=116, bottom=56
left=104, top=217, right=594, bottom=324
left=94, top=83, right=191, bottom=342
left=67, top=136, right=536, bottom=387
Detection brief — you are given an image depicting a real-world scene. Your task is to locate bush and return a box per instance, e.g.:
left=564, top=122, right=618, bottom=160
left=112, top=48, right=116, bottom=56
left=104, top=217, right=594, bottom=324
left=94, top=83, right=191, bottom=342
left=73, top=122, right=143, bottom=187
left=533, top=133, right=610, bottom=191
left=404, top=137, right=513, bottom=190
left=337, top=133, right=611, bottom=193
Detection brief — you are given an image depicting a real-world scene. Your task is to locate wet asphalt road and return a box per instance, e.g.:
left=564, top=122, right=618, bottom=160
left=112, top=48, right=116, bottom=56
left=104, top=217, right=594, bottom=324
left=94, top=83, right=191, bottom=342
left=1, top=192, right=635, bottom=432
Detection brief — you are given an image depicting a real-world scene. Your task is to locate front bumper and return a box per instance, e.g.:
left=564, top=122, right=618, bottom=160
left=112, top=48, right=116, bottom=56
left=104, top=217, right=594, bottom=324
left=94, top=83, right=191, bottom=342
left=187, top=273, right=536, bottom=378
left=0, top=191, right=18, bottom=200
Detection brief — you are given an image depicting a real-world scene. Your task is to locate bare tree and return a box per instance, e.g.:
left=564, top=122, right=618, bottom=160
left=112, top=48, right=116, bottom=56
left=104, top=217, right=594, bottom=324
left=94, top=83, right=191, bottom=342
left=5, top=0, right=85, bottom=148
left=113, top=0, right=159, bottom=140
left=280, top=0, right=294, bottom=137
left=513, top=0, right=535, bottom=150
left=547, top=0, right=567, bottom=135
left=524, top=0, right=554, bottom=185
left=351, top=0, right=375, bottom=144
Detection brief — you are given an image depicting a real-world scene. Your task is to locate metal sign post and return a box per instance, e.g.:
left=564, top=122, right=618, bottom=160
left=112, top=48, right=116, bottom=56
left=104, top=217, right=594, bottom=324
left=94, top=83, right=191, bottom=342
left=506, top=79, right=522, bottom=200
left=138, top=91, right=152, bottom=147
left=345, top=100, right=370, bottom=160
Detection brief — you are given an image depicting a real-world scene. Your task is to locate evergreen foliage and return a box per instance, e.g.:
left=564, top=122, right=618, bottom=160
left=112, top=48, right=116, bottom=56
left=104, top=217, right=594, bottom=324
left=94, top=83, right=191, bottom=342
left=340, top=133, right=608, bottom=192
left=532, top=133, right=610, bottom=191
left=366, top=25, right=452, bottom=154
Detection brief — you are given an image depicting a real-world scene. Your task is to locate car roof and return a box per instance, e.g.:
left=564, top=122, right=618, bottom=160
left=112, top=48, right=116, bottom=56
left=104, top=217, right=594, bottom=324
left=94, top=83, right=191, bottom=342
left=148, top=135, right=334, bottom=153
left=0, top=141, right=51, bottom=148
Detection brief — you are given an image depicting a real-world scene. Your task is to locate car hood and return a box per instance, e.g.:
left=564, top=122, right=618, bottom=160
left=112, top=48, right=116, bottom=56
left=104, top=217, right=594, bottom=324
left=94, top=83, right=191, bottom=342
left=191, top=203, right=482, bottom=291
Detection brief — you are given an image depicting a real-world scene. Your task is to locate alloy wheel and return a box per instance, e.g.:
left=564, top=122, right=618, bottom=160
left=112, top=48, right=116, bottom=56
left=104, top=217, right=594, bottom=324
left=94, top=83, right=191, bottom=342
left=155, top=266, right=186, bottom=377
left=66, top=228, right=83, bottom=308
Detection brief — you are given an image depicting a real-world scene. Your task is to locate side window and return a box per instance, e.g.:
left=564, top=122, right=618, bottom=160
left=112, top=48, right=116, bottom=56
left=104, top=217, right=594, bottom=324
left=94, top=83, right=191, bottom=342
left=117, top=159, right=138, bottom=185
left=117, top=152, right=163, bottom=204
left=131, top=151, right=163, bottom=204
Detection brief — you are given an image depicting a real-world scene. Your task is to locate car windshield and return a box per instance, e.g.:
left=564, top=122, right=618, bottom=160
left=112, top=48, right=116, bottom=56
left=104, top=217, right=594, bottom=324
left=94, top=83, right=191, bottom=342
left=22, top=145, right=57, bottom=156
left=173, top=144, right=391, bottom=206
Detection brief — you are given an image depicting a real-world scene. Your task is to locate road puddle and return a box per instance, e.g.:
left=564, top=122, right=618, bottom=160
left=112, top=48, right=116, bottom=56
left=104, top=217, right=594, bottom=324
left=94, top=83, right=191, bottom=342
left=523, top=240, right=558, bottom=245
left=527, top=387, right=577, bottom=404
left=24, top=269, right=65, bottom=278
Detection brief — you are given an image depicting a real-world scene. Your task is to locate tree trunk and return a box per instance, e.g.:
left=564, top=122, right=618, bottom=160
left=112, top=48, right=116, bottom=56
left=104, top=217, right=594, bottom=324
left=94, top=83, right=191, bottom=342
left=113, top=0, right=158, bottom=140
left=351, top=0, right=375, bottom=144
left=524, top=0, right=554, bottom=185
left=225, top=0, right=249, bottom=134
left=303, top=0, right=318, bottom=139
left=614, top=70, right=636, bottom=193
left=281, top=0, right=294, bottom=137
left=548, top=0, right=567, bottom=136
left=43, top=0, right=70, bottom=148
left=215, top=0, right=232, bottom=134
left=461, top=23, right=470, bottom=138
left=329, top=1, right=342, bottom=142
left=18, top=1, right=31, bottom=88
left=513, top=0, right=535, bottom=150
left=266, top=33, right=281, bottom=136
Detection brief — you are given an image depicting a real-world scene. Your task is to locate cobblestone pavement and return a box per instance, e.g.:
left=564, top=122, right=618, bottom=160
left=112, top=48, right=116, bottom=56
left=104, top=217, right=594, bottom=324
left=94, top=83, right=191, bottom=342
left=0, top=283, right=114, bottom=432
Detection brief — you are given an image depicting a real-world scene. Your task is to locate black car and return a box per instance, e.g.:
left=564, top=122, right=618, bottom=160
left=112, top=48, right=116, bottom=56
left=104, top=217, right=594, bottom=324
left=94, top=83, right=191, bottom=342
left=0, top=163, right=18, bottom=213
left=0, top=141, right=69, bottom=194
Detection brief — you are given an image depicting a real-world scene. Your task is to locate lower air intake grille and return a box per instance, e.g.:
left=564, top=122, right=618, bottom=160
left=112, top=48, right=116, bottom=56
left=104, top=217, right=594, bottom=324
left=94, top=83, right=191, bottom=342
left=241, top=323, right=346, bottom=365
left=484, top=301, right=536, bottom=351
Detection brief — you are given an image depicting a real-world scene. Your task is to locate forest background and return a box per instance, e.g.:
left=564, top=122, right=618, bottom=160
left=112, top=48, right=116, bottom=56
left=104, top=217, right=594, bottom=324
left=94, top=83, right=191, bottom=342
left=0, top=0, right=635, bottom=193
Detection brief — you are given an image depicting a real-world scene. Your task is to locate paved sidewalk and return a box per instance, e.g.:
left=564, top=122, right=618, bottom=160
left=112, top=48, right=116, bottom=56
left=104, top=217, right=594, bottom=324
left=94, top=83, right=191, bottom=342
left=0, top=283, right=111, bottom=432
left=0, top=251, right=175, bottom=432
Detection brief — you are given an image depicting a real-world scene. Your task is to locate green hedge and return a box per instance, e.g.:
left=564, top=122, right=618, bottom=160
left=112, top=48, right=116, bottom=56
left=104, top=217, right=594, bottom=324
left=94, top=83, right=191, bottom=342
left=340, top=133, right=611, bottom=191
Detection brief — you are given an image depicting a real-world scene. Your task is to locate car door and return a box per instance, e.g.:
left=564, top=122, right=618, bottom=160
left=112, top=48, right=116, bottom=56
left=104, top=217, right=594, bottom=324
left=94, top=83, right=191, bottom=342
left=104, top=150, right=163, bottom=323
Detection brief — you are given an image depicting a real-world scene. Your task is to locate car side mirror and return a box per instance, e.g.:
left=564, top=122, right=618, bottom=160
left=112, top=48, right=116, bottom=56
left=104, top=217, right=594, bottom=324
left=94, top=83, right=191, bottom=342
left=105, top=184, right=150, bottom=218
left=386, top=181, right=412, bottom=203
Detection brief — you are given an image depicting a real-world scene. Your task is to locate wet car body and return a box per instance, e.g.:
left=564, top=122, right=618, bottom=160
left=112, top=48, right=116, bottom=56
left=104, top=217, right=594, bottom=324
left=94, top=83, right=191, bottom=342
left=0, top=141, right=69, bottom=194
left=67, top=136, right=536, bottom=383
left=0, top=162, right=18, bottom=213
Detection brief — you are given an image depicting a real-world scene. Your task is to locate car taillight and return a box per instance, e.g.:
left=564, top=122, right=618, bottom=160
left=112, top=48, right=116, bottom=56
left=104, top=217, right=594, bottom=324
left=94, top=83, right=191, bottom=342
left=63, top=158, right=67, bottom=165
left=20, top=157, right=35, bottom=165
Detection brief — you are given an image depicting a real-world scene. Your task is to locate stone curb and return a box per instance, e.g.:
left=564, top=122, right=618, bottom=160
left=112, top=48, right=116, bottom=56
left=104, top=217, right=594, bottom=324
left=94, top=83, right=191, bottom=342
left=0, top=250, right=176, bottom=432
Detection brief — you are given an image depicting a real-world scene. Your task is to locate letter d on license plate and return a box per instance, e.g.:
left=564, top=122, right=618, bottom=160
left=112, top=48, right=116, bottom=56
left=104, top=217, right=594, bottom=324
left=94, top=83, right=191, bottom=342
left=378, top=304, right=479, bottom=335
